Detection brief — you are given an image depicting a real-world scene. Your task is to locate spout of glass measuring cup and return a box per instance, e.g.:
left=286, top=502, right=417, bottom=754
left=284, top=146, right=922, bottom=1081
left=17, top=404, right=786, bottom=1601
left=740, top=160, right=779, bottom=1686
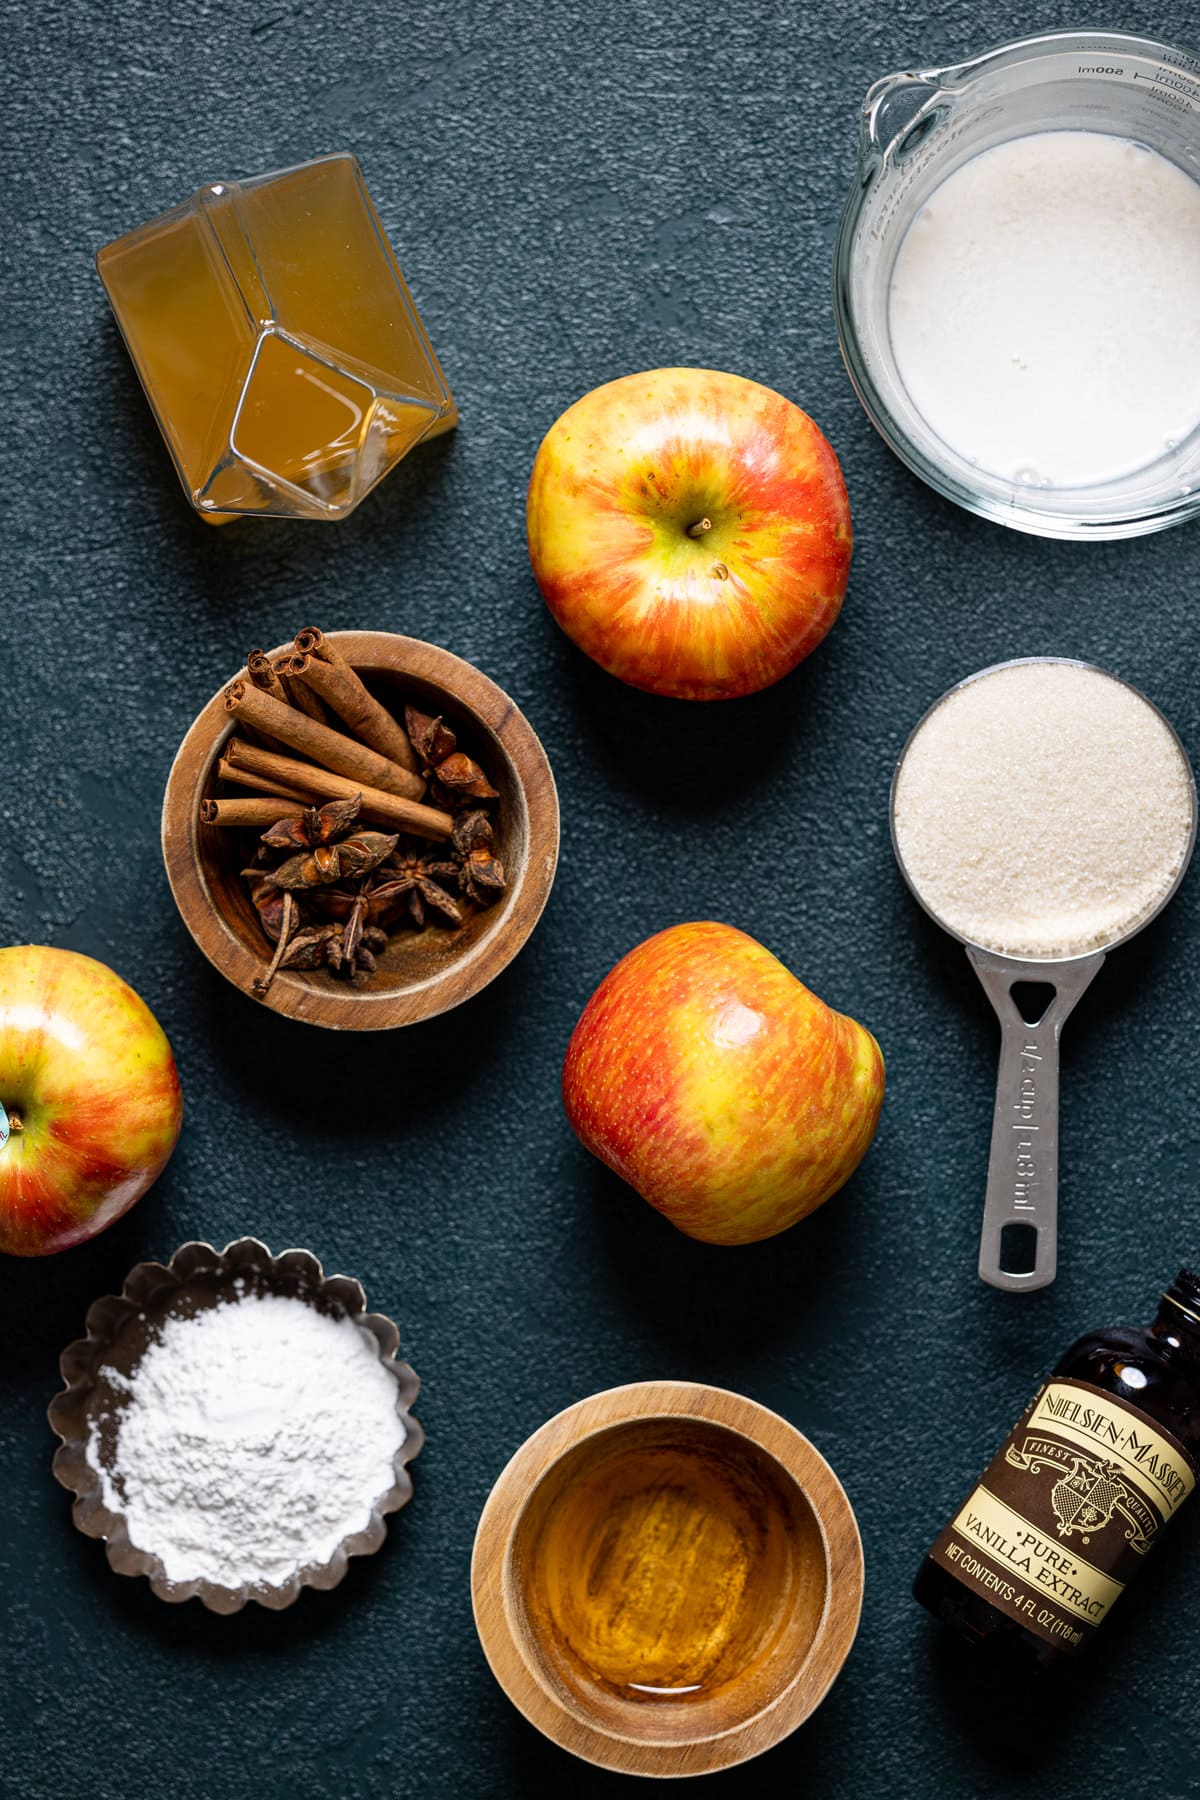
left=858, top=70, right=944, bottom=164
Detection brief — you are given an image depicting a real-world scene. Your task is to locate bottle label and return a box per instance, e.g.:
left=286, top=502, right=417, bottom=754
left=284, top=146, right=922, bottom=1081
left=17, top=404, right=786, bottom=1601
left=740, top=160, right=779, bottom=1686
left=928, top=1377, right=1196, bottom=1653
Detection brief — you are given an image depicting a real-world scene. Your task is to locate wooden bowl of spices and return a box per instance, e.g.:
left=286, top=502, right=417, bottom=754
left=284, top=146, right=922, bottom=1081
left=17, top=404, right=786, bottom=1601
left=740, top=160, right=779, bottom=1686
left=471, top=1381, right=863, bottom=1777
left=162, top=630, right=559, bottom=1028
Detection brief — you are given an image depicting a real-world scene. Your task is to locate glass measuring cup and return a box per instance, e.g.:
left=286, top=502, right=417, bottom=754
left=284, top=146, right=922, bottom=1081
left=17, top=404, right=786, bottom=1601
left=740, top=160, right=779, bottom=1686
left=890, top=659, right=1197, bottom=1294
left=833, top=31, right=1200, bottom=539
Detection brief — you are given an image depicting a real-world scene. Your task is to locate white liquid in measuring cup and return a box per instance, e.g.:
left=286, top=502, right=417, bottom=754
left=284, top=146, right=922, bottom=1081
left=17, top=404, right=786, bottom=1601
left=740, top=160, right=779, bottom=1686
left=888, top=131, right=1200, bottom=488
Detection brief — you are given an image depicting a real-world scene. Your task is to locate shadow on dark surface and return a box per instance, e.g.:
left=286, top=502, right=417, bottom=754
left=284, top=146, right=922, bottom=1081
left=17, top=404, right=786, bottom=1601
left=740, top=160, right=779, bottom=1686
left=92, top=315, right=186, bottom=525
left=897, top=889, right=988, bottom=1022
left=919, top=1616, right=1087, bottom=1778
left=95, top=309, right=462, bottom=621
left=172, top=428, right=463, bottom=611
left=44, top=1468, right=402, bottom=1658
left=532, top=1142, right=875, bottom=1374
left=916, top=1518, right=1199, bottom=1790
left=492, top=1655, right=849, bottom=1796
left=558, top=618, right=842, bottom=817
left=0, top=1206, right=154, bottom=1379
left=1075, top=894, right=1195, bottom=1027
left=186, top=918, right=516, bottom=1140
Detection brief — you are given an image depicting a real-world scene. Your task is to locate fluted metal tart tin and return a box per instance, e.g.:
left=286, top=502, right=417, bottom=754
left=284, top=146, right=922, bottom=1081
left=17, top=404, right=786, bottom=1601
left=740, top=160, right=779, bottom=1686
left=48, top=1235, right=423, bottom=1614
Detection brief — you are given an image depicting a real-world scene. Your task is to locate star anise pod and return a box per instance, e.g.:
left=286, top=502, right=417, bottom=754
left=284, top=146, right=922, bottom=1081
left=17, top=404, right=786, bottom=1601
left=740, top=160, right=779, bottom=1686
left=244, top=869, right=287, bottom=944
left=256, top=830, right=399, bottom=892
left=277, top=924, right=341, bottom=970
left=405, top=704, right=498, bottom=807
left=452, top=810, right=506, bottom=905
left=326, top=907, right=389, bottom=984
left=301, top=877, right=385, bottom=932
left=371, top=839, right=464, bottom=929
left=404, top=705, right=456, bottom=769
left=260, top=794, right=362, bottom=851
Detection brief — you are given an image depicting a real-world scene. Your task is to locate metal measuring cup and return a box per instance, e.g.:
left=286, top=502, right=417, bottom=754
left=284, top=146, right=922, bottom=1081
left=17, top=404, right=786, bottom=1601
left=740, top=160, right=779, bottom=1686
left=890, top=658, right=1197, bottom=1294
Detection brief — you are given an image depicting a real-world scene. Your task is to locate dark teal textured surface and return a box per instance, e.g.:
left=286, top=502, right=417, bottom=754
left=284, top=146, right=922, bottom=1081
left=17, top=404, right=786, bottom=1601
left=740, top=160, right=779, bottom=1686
left=2, top=3, right=1199, bottom=1797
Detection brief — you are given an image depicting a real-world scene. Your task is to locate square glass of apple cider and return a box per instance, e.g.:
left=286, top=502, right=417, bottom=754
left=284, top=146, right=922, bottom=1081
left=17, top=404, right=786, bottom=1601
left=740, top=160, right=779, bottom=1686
left=96, top=153, right=457, bottom=524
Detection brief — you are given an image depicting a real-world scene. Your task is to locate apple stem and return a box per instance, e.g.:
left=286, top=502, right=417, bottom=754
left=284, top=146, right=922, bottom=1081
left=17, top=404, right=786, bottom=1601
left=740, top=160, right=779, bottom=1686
left=686, top=517, right=712, bottom=538
left=2, top=1105, right=21, bottom=1135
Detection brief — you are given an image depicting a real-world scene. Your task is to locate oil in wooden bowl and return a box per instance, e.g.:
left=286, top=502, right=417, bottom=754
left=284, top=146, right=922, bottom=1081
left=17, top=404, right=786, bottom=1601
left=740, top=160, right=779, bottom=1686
left=515, top=1417, right=826, bottom=1731
left=472, top=1381, right=863, bottom=1775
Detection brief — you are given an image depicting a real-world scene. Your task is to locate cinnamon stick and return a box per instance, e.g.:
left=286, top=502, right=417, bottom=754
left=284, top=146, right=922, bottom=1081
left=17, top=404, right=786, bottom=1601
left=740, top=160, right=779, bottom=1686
left=271, top=655, right=328, bottom=724
left=246, top=649, right=290, bottom=705
left=223, top=649, right=297, bottom=756
left=217, top=757, right=416, bottom=836
left=223, top=738, right=454, bottom=840
left=201, top=796, right=308, bottom=827
left=285, top=641, right=419, bottom=773
left=223, top=681, right=426, bottom=802
left=217, top=759, right=314, bottom=804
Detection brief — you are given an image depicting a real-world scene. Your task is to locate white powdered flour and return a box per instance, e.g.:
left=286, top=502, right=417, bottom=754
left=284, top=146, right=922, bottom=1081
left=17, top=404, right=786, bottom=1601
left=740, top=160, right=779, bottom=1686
left=893, top=662, right=1194, bottom=960
left=888, top=131, right=1200, bottom=488
left=86, top=1290, right=407, bottom=1589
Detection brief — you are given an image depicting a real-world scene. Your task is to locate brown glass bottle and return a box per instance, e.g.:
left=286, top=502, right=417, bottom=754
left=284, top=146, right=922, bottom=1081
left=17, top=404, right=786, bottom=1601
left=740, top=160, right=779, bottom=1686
left=914, top=1269, right=1200, bottom=1663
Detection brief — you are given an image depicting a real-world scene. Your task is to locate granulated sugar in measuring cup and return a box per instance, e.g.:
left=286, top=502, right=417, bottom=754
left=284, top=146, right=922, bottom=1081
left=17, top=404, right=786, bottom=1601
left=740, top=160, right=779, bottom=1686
left=891, top=658, right=1196, bottom=1292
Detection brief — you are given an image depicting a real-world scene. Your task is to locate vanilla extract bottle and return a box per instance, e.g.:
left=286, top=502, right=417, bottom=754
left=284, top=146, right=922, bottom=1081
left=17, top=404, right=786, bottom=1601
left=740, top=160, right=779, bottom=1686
left=914, top=1269, right=1200, bottom=1662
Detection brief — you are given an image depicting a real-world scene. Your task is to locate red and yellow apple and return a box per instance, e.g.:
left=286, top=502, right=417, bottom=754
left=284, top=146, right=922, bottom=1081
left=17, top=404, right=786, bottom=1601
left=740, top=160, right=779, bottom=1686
left=562, top=922, right=883, bottom=1245
left=527, top=367, right=852, bottom=701
left=0, top=946, right=183, bottom=1256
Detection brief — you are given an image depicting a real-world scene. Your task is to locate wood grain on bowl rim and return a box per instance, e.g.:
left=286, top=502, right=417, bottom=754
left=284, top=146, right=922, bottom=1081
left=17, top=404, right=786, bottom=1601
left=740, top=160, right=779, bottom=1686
left=161, top=632, right=560, bottom=1029
left=470, top=1380, right=864, bottom=1778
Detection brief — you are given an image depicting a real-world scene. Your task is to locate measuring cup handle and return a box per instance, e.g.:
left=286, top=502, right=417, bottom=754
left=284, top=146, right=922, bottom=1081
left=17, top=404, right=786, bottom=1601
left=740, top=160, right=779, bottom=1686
left=859, top=71, right=942, bottom=161
left=967, top=947, right=1106, bottom=1293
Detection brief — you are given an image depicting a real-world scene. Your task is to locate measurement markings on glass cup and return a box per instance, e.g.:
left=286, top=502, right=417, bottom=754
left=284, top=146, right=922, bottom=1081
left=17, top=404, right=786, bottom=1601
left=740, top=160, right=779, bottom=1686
left=1133, top=68, right=1200, bottom=103
left=1072, top=62, right=1199, bottom=107
left=1143, top=87, right=1193, bottom=114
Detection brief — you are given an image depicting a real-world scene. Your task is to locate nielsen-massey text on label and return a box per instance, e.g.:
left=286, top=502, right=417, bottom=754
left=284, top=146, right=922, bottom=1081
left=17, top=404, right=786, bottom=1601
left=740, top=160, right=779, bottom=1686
left=927, top=1378, right=1196, bottom=1652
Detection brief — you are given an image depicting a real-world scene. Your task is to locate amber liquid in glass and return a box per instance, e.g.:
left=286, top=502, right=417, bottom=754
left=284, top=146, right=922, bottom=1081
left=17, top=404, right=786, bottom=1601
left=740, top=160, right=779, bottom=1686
left=97, top=155, right=455, bottom=522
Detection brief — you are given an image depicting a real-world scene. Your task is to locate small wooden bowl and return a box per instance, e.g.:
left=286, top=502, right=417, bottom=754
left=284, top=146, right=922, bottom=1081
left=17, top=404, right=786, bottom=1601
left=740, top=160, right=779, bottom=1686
left=471, top=1381, right=863, bottom=1778
left=162, top=632, right=559, bottom=1029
